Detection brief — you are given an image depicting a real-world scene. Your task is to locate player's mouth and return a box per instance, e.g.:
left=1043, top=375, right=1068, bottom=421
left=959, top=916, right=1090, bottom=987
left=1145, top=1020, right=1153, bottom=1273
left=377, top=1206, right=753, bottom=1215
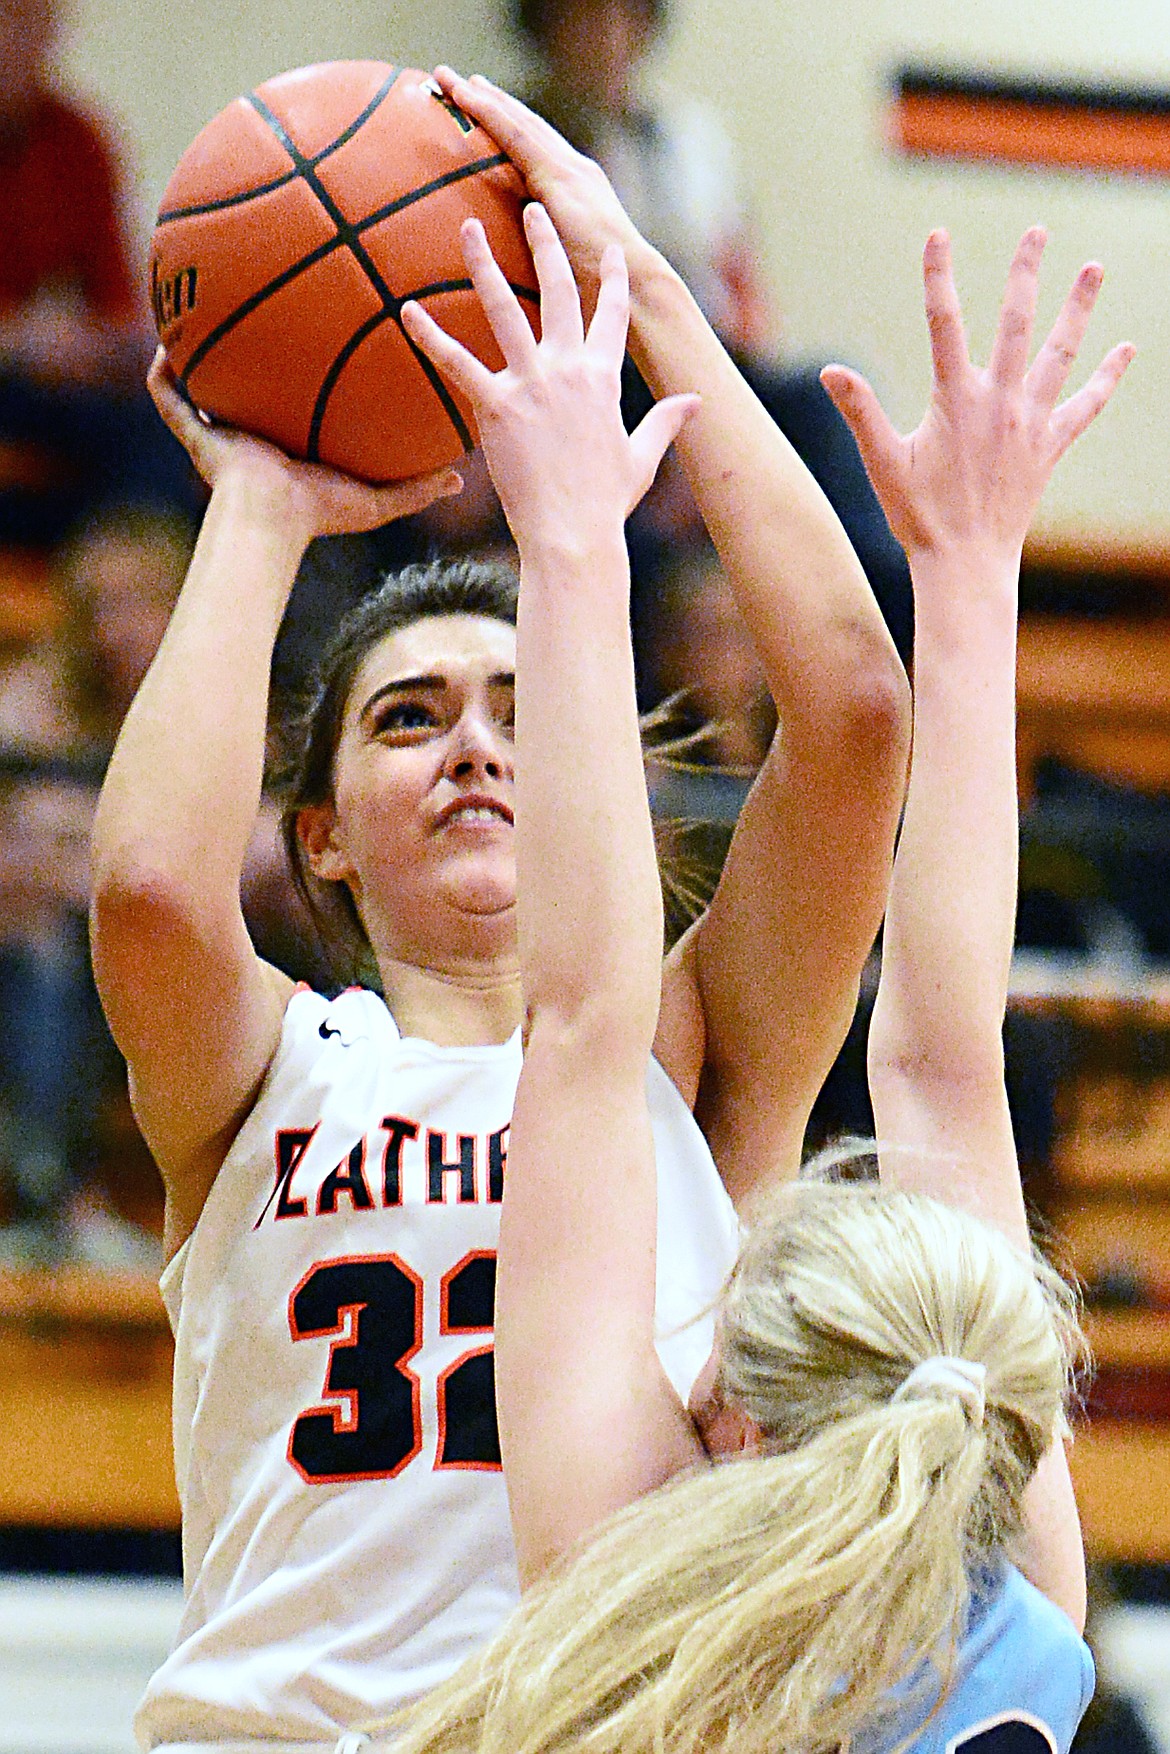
left=434, top=794, right=514, bottom=831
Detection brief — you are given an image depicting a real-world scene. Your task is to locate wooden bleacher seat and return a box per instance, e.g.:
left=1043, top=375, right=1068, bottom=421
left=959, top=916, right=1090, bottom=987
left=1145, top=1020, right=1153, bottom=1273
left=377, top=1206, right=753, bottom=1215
left=1017, top=616, right=1170, bottom=797
left=0, top=1264, right=177, bottom=1528
left=0, top=547, right=56, bottom=646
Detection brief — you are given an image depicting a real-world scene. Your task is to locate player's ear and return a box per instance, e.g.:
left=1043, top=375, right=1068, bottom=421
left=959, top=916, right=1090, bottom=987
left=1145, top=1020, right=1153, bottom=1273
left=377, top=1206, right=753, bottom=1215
left=297, top=802, right=351, bottom=883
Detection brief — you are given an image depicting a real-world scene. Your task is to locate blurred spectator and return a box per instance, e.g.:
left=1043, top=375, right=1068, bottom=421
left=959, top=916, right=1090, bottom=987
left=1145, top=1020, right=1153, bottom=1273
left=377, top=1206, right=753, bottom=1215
left=0, top=504, right=195, bottom=1265
left=624, top=358, right=914, bottom=669
left=0, top=0, right=198, bottom=548
left=637, top=541, right=774, bottom=771
left=511, top=0, right=773, bottom=355
left=0, top=505, right=192, bottom=751
left=505, top=0, right=914, bottom=661
left=634, top=544, right=768, bottom=943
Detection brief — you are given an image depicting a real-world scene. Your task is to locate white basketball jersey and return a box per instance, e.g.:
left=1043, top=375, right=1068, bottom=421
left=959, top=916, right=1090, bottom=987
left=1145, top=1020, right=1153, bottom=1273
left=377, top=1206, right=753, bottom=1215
left=136, top=986, right=739, bottom=1749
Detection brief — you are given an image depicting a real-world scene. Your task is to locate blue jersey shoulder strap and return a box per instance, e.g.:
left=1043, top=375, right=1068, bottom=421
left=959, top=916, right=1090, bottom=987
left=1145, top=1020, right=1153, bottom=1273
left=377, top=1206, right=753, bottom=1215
left=902, top=1566, right=1095, bottom=1754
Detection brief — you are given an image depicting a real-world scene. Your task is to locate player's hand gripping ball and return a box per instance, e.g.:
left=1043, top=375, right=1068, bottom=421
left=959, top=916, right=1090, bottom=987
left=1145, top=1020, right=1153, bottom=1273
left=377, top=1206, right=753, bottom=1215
left=150, top=62, right=539, bottom=481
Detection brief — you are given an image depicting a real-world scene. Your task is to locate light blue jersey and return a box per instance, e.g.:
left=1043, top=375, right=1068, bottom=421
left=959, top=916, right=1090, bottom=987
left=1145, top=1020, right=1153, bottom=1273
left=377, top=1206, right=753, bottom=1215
left=862, top=1565, right=1094, bottom=1754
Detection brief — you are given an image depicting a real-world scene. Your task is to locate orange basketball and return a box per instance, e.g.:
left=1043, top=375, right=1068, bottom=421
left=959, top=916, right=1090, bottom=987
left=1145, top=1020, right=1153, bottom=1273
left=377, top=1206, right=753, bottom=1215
left=150, top=62, right=539, bottom=482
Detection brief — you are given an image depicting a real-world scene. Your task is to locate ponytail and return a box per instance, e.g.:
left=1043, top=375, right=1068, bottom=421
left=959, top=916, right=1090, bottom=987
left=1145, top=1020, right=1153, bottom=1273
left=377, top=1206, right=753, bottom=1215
left=386, top=1180, right=1083, bottom=1754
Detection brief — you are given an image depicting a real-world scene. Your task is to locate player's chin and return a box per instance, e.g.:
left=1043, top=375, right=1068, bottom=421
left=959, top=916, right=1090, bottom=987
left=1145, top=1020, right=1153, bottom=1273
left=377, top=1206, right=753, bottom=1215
left=441, top=852, right=516, bottom=916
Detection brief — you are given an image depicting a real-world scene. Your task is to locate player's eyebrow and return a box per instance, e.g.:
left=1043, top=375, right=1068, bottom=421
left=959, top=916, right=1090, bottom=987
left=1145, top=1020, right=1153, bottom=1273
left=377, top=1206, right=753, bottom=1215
left=360, top=672, right=514, bottom=726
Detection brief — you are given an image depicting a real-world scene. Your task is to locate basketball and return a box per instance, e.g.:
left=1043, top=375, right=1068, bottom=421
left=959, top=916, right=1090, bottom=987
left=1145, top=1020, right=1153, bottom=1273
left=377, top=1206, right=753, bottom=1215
left=150, top=62, right=539, bottom=482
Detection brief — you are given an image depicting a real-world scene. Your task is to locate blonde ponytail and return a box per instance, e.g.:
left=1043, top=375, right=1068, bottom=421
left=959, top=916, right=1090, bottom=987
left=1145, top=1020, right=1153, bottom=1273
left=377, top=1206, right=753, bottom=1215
left=385, top=1178, right=1083, bottom=1754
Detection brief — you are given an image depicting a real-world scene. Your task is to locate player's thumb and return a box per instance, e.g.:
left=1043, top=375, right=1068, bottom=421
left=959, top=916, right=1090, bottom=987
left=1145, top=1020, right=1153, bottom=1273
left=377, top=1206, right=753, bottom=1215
left=820, top=365, right=901, bottom=498
left=627, top=392, right=700, bottom=509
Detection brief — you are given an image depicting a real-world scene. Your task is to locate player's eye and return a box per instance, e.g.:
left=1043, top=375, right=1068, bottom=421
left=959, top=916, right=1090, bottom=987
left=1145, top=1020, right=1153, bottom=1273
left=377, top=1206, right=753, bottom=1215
left=374, top=701, right=437, bottom=735
left=492, top=690, right=516, bottom=736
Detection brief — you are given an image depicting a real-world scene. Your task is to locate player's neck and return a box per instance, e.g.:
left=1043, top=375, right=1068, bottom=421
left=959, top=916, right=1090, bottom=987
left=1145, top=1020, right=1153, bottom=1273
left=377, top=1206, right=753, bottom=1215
left=379, top=954, right=522, bottom=1048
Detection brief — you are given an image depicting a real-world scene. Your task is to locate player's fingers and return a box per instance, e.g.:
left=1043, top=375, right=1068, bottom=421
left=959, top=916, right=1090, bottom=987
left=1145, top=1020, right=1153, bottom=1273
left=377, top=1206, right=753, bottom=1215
left=584, top=243, right=629, bottom=364
left=400, top=297, right=493, bottom=402
left=433, top=69, right=543, bottom=164
left=921, top=230, right=968, bottom=388
left=820, top=364, right=904, bottom=499
left=431, top=68, right=515, bottom=158
left=1049, top=341, right=1135, bottom=456
left=462, top=73, right=572, bottom=157
left=457, top=70, right=585, bottom=179
left=524, top=203, right=584, bottom=348
left=626, top=393, right=700, bottom=505
left=459, top=218, right=540, bottom=368
left=374, top=468, right=465, bottom=521
left=319, top=466, right=464, bottom=537
left=1025, top=261, right=1103, bottom=411
left=147, top=349, right=214, bottom=461
left=146, top=348, right=187, bottom=427
left=988, top=225, right=1046, bottom=388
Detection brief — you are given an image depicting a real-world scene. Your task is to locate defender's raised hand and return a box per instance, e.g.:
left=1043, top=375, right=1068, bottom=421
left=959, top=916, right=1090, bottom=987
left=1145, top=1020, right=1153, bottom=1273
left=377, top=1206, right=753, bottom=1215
left=401, top=203, right=696, bottom=553
left=820, top=227, right=1134, bottom=565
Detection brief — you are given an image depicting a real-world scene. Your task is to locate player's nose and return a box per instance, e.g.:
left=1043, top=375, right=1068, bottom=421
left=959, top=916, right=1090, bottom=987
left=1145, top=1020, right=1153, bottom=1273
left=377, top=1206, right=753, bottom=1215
left=445, top=704, right=512, bottom=783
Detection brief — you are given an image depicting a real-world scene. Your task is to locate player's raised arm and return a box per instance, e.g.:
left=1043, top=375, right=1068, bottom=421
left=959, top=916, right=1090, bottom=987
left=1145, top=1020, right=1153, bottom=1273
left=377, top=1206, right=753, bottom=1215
left=432, top=69, right=910, bottom=1203
left=822, top=226, right=1133, bottom=1627
left=89, top=366, right=456, bottom=1255
left=404, top=209, right=700, bottom=1581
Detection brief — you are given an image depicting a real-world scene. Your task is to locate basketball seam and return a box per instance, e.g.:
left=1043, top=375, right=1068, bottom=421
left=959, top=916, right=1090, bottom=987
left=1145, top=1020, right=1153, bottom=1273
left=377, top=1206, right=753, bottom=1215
left=178, top=234, right=347, bottom=388
left=157, top=169, right=300, bottom=225
left=156, top=68, right=403, bottom=226
left=310, top=66, right=402, bottom=168
left=306, top=310, right=393, bottom=460
left=406, top=277, right=541, bottom=306
left=245, top=87, right=474, bottom=458
left=352, top=154, right=517, bottom=234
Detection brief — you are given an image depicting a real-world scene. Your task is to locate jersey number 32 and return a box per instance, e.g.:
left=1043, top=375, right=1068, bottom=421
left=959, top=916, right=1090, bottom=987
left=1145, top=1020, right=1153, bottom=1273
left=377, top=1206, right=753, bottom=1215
left=287, top=1251, right=499, bottom=1483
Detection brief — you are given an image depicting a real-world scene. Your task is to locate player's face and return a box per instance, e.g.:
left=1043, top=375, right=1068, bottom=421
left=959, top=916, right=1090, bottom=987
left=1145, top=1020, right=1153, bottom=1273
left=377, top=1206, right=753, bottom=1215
left=306, top=612, right=517, bottom=965
left=688, top=1344, right=761, bottom=1460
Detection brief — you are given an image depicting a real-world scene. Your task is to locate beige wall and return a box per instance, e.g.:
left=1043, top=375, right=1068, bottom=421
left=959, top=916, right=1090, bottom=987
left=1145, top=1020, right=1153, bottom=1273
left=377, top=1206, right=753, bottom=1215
left=61, top=0, right=1170, bottom=543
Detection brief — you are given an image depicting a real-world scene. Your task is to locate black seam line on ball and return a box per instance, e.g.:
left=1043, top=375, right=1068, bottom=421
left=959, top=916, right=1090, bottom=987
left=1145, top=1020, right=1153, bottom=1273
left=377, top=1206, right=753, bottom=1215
left=405, top=277, right=540, bottom=305
left=353, top=154, right=513, bottom=234
left=157, top=170, right=301, bottom=224
left=248, top=92, right=398, bottom=306
left=156, top=70, right=402, bottom=225
left=306, top=309, right=393, bottom=461
left=310, top=66, right=402, bottom=166
left=178, top=234, right=347, bottom=388
left=248, top=91, right=473, bottom=451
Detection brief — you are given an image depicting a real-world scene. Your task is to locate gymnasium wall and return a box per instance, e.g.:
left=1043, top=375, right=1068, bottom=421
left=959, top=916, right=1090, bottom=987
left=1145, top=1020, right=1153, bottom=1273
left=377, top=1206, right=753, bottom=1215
left=61, top=0, right=1170, bottom=544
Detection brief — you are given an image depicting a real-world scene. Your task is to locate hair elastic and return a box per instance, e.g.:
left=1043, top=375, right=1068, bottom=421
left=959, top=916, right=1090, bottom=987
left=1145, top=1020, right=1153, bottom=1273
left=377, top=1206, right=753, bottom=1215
left=891, top=1356, right=987, bottom=1428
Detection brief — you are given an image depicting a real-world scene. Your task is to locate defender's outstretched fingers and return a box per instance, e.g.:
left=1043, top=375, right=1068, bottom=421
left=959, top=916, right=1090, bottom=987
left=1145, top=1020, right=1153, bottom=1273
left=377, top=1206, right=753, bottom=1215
left=458, top=218, right=539, bottom=369
left=625, top=392, right=700, bottom=508
left=921, top=230, right=968, bottom=390
left=987, top=226, right=1046, bottom=388
left=1025, top=262, right=1104, bottom=412
left=585, top=243, right=631, bottom=364
left=524, top=203, right=584, bottom=348
left=400, top=296, right=491, bottom=402
left=819, top=364, right=903, bottom=509
left=1049, top=341, right=1136, bottom=456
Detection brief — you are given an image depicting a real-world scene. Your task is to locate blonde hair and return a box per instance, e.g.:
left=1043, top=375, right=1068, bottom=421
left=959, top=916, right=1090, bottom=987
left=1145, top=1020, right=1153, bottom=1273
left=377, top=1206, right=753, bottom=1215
left=387, top=1178, right=1084, bottom=1754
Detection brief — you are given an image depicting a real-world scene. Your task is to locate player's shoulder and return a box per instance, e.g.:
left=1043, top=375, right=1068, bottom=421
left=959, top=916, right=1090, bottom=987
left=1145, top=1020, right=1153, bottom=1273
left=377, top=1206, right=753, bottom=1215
left=281, top=982, right=396, bottom=1048
left=32, top=88, right=117, bottom=158
left=926, top=1566, right=1095, bottom=1754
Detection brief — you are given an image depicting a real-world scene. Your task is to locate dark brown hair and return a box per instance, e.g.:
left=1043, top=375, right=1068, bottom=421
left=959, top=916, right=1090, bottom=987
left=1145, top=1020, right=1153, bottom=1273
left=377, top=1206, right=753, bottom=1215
left=511, top=0, right=665, bottom=48
left=273, top=556, right=519, bottom=988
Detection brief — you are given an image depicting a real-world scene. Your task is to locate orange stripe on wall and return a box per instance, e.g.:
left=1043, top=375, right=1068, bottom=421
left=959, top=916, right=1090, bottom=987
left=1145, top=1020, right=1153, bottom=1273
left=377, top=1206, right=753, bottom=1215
left=890, top=90, right=1170, bottom=177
